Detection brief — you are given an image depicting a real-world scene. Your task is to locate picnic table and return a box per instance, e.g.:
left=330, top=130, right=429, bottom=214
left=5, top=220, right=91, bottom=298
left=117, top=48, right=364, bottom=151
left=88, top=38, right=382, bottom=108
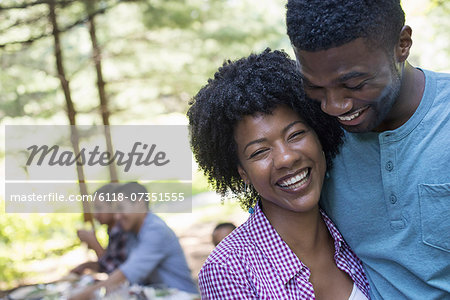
left=1, top=274, right=199, bottom=300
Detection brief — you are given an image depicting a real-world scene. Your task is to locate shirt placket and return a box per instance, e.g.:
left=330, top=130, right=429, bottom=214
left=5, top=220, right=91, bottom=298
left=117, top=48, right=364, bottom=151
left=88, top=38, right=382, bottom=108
left=379, top=133, right=405, bottom=230
left=292, top=267, right=316, bottom=300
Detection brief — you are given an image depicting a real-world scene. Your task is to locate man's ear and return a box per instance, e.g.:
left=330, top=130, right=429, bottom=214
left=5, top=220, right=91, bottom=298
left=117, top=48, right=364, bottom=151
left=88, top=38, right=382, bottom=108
left=237, top=164, right=249, bottom=184
left=395, top=25, right=412, bottom=63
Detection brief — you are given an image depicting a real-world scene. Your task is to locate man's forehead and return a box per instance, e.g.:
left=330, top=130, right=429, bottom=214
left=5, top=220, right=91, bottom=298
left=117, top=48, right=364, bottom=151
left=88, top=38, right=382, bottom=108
left=293, top=40, right=385, bottom=81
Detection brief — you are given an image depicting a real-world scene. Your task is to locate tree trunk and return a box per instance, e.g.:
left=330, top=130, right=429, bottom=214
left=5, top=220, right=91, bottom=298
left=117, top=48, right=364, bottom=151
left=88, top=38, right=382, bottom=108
left=48, top=0, right=93, bottom=224
left=86, top=0, right=118, bottom=182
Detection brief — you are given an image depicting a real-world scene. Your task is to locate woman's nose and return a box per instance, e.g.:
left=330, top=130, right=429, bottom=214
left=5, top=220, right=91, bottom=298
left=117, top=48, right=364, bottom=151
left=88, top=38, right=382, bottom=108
left=273, top=144, right=299, bottom=170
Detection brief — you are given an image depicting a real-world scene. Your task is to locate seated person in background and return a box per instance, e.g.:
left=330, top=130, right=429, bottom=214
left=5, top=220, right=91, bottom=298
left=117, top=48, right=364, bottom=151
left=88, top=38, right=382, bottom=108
left=70, top=182, right=198, bottom=299
left=188, top=49, right=369, bottom=299
left=71, top=183, right=129, bottom=275
left=212, top=222, right=236, bottom=246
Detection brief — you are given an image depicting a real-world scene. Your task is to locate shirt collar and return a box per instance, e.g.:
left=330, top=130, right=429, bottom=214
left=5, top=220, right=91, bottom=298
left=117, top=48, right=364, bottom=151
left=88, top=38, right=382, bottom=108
left=320, top=209, right=346, bottom=255
left=246, top=202, right=348, bottom=285
left=245, top=202, right=306, bottom=285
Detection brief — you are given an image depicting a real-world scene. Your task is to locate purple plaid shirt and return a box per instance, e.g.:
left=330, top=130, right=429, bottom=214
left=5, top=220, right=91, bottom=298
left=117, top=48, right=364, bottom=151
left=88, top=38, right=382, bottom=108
left=98, top=224, right=129, bottom=274
left=199, top=202, right=370, bottom=299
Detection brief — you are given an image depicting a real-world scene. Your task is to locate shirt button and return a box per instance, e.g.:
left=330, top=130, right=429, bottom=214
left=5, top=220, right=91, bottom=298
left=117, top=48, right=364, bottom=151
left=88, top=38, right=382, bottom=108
left=385, top=161, right=394, bottom=171
left=390, top=194, right=397, bottom=204
left=350, top=268, right=356, bottom=275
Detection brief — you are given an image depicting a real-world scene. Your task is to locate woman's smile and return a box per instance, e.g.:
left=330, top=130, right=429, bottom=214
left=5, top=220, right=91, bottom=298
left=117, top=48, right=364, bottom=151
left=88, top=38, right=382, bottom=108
left=276, top=167, right=311, bottom=191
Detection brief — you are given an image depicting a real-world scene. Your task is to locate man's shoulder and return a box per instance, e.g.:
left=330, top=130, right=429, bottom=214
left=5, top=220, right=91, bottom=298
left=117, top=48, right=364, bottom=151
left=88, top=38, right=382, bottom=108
left=423, top=68, right=450, bottom=79
left=139, top=213, right=176, bottom=240
left=143, top=212, right=169, bottom=229
left=422, top=68, right=450, bottom=91
left=421, top=69, right=450, bottom=119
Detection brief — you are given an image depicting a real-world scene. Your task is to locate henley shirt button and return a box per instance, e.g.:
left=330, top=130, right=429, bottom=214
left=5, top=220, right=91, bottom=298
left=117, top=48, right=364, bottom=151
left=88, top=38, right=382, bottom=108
left=385, top=161, right=394, bottom=171
left=390, top=194, right=397, bottom=204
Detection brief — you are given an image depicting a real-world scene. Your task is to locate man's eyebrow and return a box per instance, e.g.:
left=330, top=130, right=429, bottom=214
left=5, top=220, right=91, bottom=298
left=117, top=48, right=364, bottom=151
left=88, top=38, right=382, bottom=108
left=297, top=72, right=307, bottom=81
left=337, top=71, right=368, bottom=82
left=298, top=71, right=369, bottom=86
left=298, top=73, right=315, bottom=85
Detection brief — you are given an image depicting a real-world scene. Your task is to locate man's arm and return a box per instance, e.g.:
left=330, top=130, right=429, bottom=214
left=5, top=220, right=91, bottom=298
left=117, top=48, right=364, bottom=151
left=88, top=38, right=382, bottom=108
left=70, top=261, right=100, bottom=275
left=118, top=223, right=168, bottom=284
left=77, top=229, right=105, bottom=258
left=68, top=269, right=127, bottom=300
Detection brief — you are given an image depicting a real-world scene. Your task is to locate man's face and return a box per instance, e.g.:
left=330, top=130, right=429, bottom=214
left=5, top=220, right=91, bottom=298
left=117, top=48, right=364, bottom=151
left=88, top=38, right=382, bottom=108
left=114, top=201, right=146, bottom=233
left=93, top=199, right=114, bottom=225
left=295, top=38, right=402, bottom=133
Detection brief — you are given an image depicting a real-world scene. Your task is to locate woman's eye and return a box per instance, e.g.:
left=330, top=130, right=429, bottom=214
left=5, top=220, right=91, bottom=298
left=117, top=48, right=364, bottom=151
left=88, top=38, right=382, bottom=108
left=249, top=149, right=267, bottom=159
left=288, top=131, right=305, bottom=141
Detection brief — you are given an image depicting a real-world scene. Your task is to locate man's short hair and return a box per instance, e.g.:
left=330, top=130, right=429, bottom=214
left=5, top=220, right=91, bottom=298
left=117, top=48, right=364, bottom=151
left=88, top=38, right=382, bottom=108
left=93, top=183, right=122, bottom=213
left=213, top=222, right=236, bottom=232
left=286, top=0, right=405, bottom=52
left=114, top=182, right=149, bottom=212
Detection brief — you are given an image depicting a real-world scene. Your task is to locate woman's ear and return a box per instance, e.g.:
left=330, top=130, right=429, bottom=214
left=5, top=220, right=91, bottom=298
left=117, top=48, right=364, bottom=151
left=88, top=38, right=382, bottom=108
left=237, top=164, right=249, bottom=184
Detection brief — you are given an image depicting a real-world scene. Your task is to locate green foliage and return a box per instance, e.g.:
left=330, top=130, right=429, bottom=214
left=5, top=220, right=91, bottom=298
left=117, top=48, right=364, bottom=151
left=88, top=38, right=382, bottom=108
left=0, top=0, right=290, bottom=124
left=0, top=200, right=84, bottom=288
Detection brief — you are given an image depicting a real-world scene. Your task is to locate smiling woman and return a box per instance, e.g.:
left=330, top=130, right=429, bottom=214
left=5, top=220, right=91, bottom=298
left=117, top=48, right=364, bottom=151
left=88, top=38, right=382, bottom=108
left=187, top=49, right=370, bottom=299
left=234, top=105, right=327, bottom=216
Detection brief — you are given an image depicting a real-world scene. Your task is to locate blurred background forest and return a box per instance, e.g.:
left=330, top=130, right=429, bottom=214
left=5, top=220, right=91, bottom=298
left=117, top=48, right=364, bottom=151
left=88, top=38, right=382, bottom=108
left=0, top=0, right=449, bottom=290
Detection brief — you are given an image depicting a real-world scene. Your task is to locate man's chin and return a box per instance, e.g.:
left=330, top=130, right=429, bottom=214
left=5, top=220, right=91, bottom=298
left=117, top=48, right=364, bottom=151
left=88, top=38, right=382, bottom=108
left=340, top=124, right=372, bottom=133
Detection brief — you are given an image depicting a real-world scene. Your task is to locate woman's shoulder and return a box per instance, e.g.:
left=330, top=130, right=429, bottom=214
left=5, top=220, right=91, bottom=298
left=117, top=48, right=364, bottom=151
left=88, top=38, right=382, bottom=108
left=204, top=221, right=258, bottom=267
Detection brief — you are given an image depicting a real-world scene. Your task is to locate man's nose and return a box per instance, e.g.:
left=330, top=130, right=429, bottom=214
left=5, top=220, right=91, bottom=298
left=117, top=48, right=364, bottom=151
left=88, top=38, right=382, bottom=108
left=321, top=88, right=352, bottom=117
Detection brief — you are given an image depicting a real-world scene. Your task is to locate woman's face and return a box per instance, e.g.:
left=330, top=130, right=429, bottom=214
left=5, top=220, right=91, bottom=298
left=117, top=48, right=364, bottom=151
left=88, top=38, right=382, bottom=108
left=235, top=104, right=326, bottom=214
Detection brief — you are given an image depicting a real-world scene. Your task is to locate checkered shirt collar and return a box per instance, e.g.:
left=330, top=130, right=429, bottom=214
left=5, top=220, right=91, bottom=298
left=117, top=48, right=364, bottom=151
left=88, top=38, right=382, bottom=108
left=245, top=201, right=347, bottom=285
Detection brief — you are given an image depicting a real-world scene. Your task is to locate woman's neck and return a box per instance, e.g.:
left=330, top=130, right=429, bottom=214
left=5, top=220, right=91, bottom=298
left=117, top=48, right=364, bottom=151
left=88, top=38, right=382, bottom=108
left=261, top=203, right=332, bottom=263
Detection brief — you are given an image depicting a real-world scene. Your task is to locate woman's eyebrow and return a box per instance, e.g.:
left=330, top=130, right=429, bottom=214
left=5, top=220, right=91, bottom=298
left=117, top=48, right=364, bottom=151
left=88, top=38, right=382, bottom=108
left=244, top=138, right=266, bottom=153
left=282, top=120, right=304, bottom=135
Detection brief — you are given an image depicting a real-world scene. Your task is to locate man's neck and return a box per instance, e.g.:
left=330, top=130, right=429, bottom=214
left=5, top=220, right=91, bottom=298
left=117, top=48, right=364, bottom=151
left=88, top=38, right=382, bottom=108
left=375, top=62, right=425, bottom=132
left=134, top=212, right=148, bottom=234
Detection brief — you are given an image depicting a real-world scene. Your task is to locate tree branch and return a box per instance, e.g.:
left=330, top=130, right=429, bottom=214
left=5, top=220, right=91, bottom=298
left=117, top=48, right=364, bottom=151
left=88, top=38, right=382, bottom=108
left=0, top=2, right=117, bottom=48
left=0, top=14, right=47, bottom=34
left=0, top=0, right=75, bottom=10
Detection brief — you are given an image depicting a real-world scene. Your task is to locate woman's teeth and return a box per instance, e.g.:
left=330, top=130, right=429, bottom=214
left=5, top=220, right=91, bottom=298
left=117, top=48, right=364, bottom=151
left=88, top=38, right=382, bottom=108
left=278, top=169, right=309, bottom=189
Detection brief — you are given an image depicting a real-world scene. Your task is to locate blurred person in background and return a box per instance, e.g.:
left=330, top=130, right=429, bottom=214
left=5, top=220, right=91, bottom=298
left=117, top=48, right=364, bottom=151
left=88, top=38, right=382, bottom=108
left=71, top=183, right=129, bottom=275
left=70, top=182, right=197, bottom=299
left=212, top=222, right=236, bottom=246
